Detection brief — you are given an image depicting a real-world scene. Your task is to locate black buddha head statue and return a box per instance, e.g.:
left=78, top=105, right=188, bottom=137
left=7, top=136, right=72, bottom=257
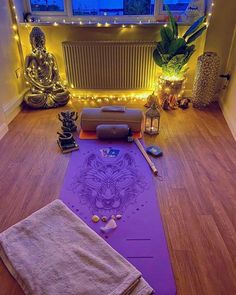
left=30, top=27, right=46, bottom=53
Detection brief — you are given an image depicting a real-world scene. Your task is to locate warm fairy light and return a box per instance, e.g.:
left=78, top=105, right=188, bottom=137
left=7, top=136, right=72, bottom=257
left=79, top=21, right=83, bottom=25
left=130, top=25, right=134, bottom=28
left=12, top=24, right=17, bottom=31
left=53, top=22, right=58, bottom=26
left=97, top=22, right=102, bottom=27
left=164, top=24, right=168, bottom=27
left=14, top=35, right=19, bottom=41
left=208, top=13, right=212, bottom=16
left=122, top=24, right=126, bottom=28
left=12, top=5, right=16, bottom=9
left=211, top=2, right=215, bottom=6
left=105, top=22, right=110, bottom=27
left=71, top=84, right=74, bottom=88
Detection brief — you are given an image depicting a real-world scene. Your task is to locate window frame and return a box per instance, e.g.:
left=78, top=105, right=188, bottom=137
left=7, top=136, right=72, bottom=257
left=24, top=0, right=203, bottom=23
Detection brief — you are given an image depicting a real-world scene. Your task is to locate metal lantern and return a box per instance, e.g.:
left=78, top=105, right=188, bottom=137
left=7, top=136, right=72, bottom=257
left=144, top=103, right=160, bottom=135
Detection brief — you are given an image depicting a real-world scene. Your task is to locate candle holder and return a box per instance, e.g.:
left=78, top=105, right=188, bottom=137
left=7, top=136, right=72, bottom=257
left=144, top=103, right=160, bottom=135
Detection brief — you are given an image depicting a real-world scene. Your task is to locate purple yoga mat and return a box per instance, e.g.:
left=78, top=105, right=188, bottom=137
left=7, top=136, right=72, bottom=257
left=60, top=139, right=176, bottom=294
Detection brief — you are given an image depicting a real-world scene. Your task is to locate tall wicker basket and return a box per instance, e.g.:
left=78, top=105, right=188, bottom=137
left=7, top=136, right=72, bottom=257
left=192, top=52, right=220, bottom=108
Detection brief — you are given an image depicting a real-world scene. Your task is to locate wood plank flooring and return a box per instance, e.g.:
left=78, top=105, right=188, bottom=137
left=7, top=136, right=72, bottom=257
left=0, top=99, right=236, bottom=295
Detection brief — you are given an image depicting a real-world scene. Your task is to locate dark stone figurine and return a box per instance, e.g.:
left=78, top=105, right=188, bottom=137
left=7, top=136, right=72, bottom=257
left=58, top=111, right=78, bottom=132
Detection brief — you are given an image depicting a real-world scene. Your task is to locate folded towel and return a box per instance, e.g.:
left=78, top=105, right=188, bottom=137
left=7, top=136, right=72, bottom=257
left=0, top=200, right=153, bottom=295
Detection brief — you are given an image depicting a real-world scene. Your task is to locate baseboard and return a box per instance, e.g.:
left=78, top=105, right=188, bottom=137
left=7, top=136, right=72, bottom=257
left=219, top=100, right=236, bottom=141
left=3, top=91, right=24, bottom=124
left=0, top=123, right=8, bottom=140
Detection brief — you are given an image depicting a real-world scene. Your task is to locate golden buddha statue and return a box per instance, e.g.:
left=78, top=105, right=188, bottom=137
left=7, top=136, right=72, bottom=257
left=24, top=27, right=70, bottom=109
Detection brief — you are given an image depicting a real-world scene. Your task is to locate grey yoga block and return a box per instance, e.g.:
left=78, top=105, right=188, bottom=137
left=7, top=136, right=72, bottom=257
left=80, top=107, right=143, bottom=132
left=96, top=124, right=129, bottom=139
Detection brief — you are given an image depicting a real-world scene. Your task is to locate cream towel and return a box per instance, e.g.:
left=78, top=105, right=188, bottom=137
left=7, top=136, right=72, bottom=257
left=0, top=200, right=153, bottom=295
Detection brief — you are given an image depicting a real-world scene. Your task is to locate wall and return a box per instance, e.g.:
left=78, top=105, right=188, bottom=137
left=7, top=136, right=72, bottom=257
left=0, top=104, right=8, bottom=140
left=204, top=0, right=236, bottom=77
left=219, top=26, right=236, bottom=140
left=204, top=0, right=236, bottom=139
left=0, top=0, right=25, bottom=126
left=18, top=24, right=206, bottom=95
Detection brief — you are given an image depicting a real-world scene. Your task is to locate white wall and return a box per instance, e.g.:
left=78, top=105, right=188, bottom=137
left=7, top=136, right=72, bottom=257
left=0, top=0, right=25, bottom=128
left=204, top=0, right=236, bottom=140
left=220, top=26, right=236, bottom=140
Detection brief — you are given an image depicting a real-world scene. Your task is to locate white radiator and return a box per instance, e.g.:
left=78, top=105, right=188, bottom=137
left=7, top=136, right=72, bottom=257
left=62, top=41, right=157, bottom=90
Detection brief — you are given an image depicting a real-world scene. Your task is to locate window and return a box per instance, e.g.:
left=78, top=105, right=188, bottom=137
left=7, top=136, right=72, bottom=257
left=25, top=0, right=205, bottom=22
left=29, top=0, right=64, bottom=12
left=162, top=0, right=190, bottom=12
left=72, top=0, right=155, bottom=16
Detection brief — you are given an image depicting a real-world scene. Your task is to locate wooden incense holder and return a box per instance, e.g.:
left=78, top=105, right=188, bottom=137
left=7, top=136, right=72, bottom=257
left=134, top=138, right=158, bottom=176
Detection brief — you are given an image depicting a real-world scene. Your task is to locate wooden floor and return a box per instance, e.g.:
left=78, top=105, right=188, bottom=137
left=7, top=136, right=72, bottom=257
left=0, top=99, right=236, bottom=295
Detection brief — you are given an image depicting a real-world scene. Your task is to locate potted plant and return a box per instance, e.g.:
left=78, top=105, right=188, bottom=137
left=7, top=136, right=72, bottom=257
left=153, top=7, right=207, bottom=109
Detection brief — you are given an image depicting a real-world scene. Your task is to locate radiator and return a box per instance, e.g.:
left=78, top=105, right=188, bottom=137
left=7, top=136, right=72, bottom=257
left=62, top=41, right=157, bottom=90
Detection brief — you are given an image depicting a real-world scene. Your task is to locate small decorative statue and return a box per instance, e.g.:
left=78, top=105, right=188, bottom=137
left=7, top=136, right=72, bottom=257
left=58, top=111, right=78, bottom=132
left=57, top=132, right=79, bottom=153
left=24, top=27, right=70, bottom=109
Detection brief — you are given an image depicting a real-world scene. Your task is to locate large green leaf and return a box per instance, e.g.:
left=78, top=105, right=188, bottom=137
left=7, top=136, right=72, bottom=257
left=165, top=5, right=178, bottom=38
left=160, top=26, right=174, bottom=44
left=168, top=38, right=186, bottom=55
left=183, top=47, right=195, bottom=65
left=153, top=49, right=164, bottom=67
left=183, top=16, right=206, bottom=39
left=156, top=41, right=165, bottom=55
left=186, top=25, right=207, bottom=44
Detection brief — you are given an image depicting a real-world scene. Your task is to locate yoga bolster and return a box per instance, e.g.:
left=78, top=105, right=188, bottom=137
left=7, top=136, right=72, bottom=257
left=96, top=124, right=129, bottom=139
left=81, top=107, right=143, bottom=132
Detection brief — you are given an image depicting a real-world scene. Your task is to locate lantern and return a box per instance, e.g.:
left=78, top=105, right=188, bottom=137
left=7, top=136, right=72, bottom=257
left=144, top=103, right=160, bottom=135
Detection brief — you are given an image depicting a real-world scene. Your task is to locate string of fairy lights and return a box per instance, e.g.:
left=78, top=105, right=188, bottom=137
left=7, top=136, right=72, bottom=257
left=9, top=1, right=216, bottom=102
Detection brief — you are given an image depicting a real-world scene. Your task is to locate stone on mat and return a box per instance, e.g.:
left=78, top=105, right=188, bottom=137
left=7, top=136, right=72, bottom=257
left=100, top=219, right=117, bottom=233
left=116, top=214, right=122, bottom=220
left=92, top=215, right=100, bottom=223
left=101, top=216, right=108, bottom=222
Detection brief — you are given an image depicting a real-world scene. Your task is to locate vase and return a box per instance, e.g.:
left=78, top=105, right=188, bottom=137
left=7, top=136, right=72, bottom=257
left=192, top=52, right=220, bottom=108
left=157, top=76, right=186, bottom=110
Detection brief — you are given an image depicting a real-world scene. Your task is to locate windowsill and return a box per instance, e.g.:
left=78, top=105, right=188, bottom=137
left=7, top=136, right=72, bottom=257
left=19, top=20, right=191, bottom=27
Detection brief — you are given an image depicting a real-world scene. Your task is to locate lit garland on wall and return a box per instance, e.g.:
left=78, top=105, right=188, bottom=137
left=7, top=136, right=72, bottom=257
left=205, top=1, right=215, bottom=27
left=9, top=0, right=24, bottom=66
left=27, top=20, right=158, bottom=28
left=68, top=93, right=149, bottom=106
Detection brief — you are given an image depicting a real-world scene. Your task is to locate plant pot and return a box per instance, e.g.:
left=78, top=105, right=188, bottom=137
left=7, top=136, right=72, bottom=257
left=157, top=76, right=186, bottom=110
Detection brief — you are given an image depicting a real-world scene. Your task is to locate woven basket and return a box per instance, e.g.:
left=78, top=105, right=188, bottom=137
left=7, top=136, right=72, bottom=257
left=192, top=52, right=220, bottom=108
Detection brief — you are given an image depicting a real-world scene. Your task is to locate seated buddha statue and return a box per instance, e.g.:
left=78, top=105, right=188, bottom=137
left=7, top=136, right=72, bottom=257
left=24, top=27, right=70, bottom=109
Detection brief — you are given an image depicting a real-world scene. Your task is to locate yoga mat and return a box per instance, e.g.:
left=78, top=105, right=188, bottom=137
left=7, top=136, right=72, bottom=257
left=60, top=139, right=176, bottom=294
left=79, top=130, right=142, bottom=139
